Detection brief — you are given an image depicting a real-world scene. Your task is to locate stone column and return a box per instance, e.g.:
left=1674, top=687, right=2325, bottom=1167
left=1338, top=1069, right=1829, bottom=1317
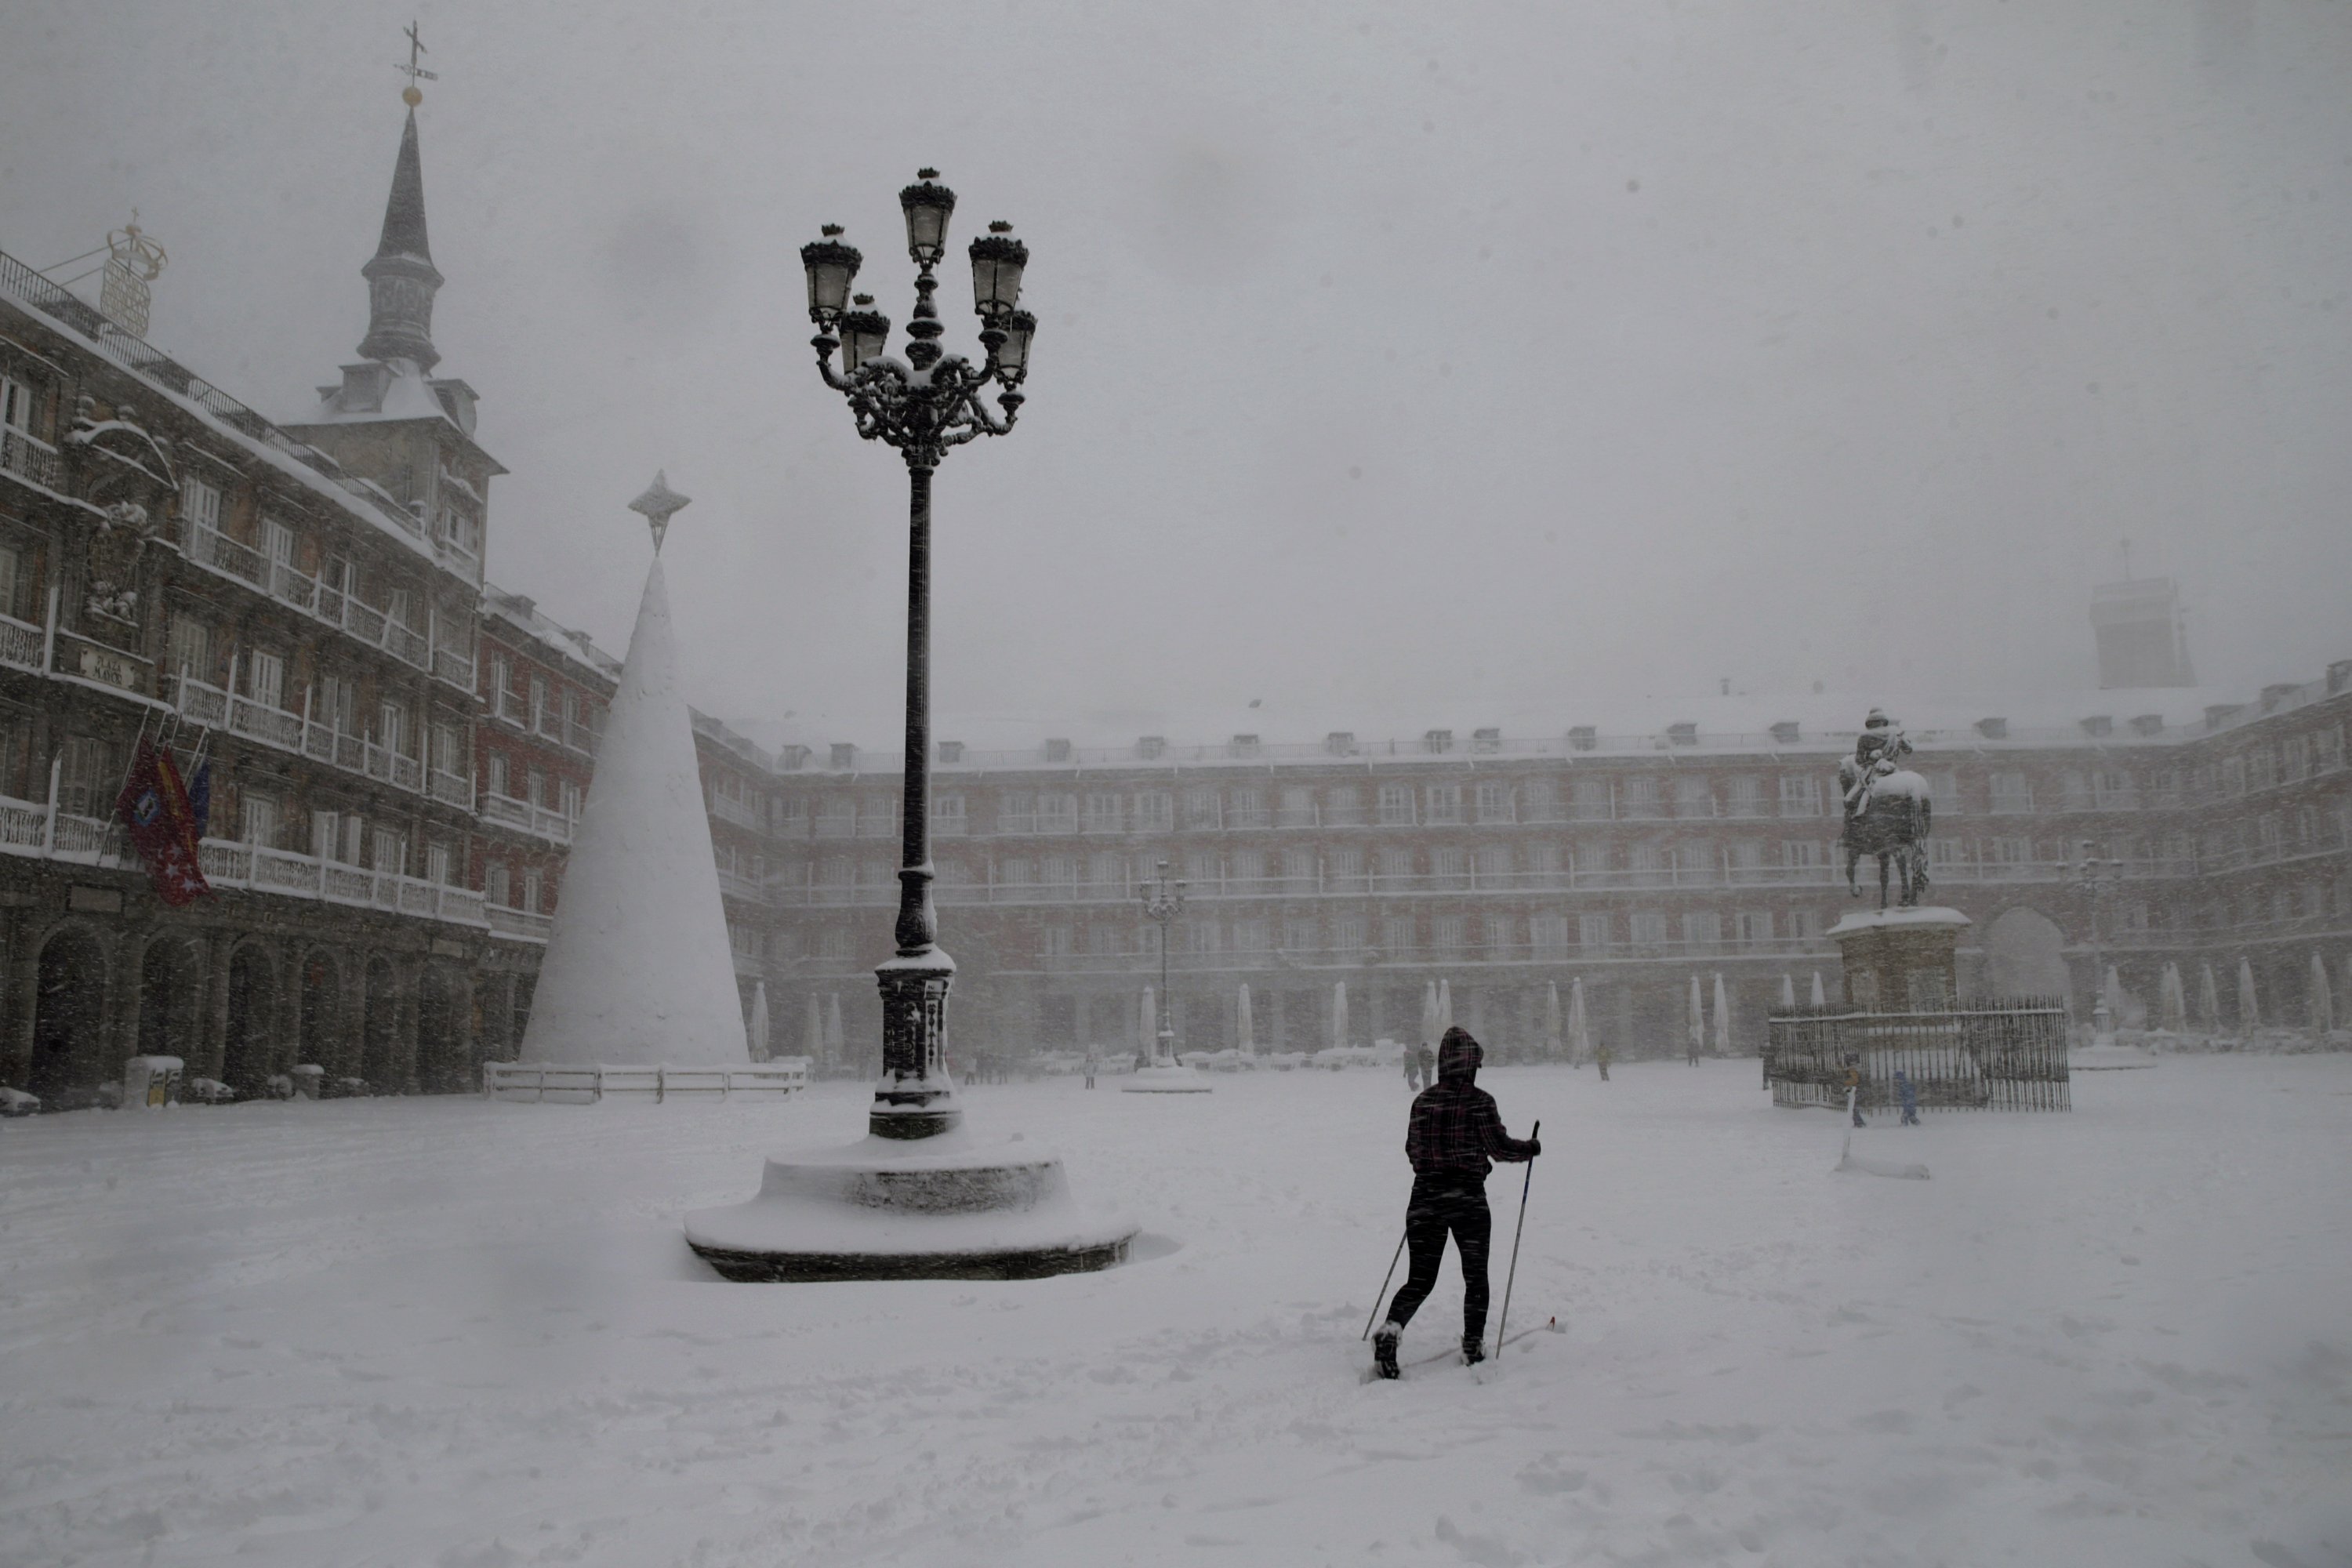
left=198, top=930, right=234, bottom=1082
left=0, top=909, right=37, bottom=1088
left=393, top=961, right=422, bottom=1092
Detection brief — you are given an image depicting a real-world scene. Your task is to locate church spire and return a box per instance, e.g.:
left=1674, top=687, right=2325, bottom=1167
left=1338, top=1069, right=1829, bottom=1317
left=357, top=107, right=444, bottom=372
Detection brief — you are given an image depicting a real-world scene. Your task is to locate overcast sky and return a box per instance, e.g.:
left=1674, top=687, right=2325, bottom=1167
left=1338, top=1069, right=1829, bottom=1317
left=4, top=1, right=2347, bottom=749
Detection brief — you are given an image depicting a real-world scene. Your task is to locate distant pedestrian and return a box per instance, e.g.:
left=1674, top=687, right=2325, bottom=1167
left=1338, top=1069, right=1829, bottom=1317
left=1843, top=1057, right=1866, bottom=1127
left=1595, top=1041, right=1612, bottom=1082
left=1895, top=1068, right=1919, bottom=1126
left=1403, top=1047, right=1422, bottom=1091
left=1370, top=1028, right=1540, bottom=1379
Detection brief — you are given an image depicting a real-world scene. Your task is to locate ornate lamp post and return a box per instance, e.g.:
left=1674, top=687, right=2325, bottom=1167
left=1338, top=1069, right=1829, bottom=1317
left=681, top=172, right=1131, bottom=1280
left=801, top=171, right=1034, bottom=1141
left=1138, top=860, right=1188, bottom=1065
left=2073, top=840, right=2125, bottom=1041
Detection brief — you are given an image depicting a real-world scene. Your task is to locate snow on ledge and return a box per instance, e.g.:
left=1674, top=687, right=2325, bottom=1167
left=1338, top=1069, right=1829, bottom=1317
left=1826, top=906, right=1973, bottom=938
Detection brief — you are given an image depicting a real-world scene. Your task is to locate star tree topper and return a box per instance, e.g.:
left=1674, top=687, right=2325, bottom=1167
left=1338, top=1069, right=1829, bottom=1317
left=628, top=470, right=691, bottom=554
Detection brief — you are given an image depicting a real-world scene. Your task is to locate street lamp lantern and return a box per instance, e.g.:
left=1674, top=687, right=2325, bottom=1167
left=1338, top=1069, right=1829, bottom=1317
left=838, top=294, right=891, bottom=371
left=799, top=224, right=861, bottom=325
left=992, top=309, right=1036, bottom=386
left=898, top=169, right=956, bottom=264
left=967, top=221, right=1029, bottom=319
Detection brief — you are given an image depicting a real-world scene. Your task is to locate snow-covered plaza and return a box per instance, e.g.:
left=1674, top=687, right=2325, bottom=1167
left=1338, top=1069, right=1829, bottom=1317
left=3, top=1057, right=2347, bottom=1567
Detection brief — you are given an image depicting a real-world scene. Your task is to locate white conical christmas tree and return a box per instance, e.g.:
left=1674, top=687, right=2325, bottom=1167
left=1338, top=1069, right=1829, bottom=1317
left=519, top=555, right=746, bottom=1066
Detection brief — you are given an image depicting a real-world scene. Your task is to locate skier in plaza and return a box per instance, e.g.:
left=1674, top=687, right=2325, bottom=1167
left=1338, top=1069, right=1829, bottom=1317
left=1370, top=1026, right=1540, bottom=1379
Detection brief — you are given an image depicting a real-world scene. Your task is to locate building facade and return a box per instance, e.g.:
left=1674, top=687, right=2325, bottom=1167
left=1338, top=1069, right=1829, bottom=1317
left=750, top=676, right=2352, bottom=1069
left=0, top=112, right=496, bottom=1104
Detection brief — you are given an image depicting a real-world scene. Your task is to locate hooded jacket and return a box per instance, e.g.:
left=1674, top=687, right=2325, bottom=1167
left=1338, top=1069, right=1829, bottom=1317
left=1404, top=1029, right=1538, bottom=1178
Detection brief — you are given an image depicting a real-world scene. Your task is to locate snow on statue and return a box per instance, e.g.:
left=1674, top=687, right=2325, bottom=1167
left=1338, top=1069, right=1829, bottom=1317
left=518, top=481, right=746, bottom=1069
left=1836, top=707, right=1933, bottom=909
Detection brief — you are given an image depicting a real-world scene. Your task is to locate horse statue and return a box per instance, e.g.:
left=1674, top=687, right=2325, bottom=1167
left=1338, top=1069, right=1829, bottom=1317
left=1842, top=764, right=1933, bottom=908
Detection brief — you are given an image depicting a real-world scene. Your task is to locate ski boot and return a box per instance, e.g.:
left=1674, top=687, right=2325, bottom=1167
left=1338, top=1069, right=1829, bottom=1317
left=1371, top=1323, right=1402, bottom=1380
left=1461, top=1334, right=1486, bottom=1367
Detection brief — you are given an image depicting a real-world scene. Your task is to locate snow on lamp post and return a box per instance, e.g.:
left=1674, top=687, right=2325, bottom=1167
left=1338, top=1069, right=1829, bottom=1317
left=800, top=172, right=1031, bottom=1142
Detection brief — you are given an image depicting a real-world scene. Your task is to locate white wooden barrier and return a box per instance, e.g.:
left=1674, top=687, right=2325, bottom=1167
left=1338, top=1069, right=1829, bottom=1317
left=483, top=1059, right=811, bottom=1104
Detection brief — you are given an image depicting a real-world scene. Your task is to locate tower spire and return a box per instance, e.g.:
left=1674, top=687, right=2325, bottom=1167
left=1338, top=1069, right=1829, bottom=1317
left=357, top=96, right=444, bottom=372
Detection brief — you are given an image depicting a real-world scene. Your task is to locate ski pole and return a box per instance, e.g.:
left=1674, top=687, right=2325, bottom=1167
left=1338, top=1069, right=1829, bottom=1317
left=1492, top=1119, right=1540, bottom=1359
left=1361, top=1229, right=1408, bottom=1341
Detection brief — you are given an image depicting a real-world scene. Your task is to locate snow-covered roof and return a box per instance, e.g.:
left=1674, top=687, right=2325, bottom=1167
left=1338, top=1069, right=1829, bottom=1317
left=0, top=249, right=463, bottom=573
left=737, top=664, right=2349, bottom=779
left=481, top=582, right=621, bottom=683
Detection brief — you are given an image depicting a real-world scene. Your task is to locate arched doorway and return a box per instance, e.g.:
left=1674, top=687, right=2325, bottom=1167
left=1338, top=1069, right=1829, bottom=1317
left=1984, top=907, right=2070, bottom=1001
left=298, top=949, right=343, bottom=1073
left=416, top=964, right=468, bottom=1093
left=31, top=927, right=109, bottom=1105
left=136, top=935, right=205, bottom=1064
left=221, top=944, right=277, bottom=1095
left=361, top=956, right=403, bottom=1091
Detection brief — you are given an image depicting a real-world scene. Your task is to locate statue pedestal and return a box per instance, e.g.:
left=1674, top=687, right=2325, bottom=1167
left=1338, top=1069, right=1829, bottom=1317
left=1826, top=906, right=1971, bottom=1012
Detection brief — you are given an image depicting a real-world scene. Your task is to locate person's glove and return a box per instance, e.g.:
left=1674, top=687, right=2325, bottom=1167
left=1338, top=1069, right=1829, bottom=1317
left=1526, top=1138, right=1542, bottom=1159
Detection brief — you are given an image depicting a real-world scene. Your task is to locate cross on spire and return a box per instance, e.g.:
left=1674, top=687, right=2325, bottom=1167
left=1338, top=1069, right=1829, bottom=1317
left=397, top=20, right=438, bottom=105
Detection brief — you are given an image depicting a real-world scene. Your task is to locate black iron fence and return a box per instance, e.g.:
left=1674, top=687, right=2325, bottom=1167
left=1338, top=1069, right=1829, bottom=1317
left=1764, top=1000, right=2070, bottom=1112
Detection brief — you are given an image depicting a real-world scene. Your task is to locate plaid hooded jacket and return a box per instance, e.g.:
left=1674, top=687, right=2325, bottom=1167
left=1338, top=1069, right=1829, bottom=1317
left=1405, top=1029, right=1538, bottom=1179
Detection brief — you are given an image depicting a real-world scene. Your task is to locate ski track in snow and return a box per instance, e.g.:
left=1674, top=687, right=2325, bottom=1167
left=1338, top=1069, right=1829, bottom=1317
left=1, top=1059, right=2347, bottom=1566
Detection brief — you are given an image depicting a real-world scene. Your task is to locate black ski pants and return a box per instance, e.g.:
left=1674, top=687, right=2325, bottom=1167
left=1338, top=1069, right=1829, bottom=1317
left=1384, top=1173, right=1493, bottom=1342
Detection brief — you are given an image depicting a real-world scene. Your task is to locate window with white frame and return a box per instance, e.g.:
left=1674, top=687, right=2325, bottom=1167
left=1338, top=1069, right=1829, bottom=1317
left=238, top=791, right=281, bottom=848
left=522, top=867, right=543, bottom=913
left=1628, top=910, right=1668, bottom=946
left=1131, top=789, right=1172, bottom=833
left=486, top=862, right=510, bottom=906
left=1383, top=913, right=1417, bottom=954
left=1474, top=781, right=1512, bottom=823
left=1579, top=913, right=1613, bottom=951
left=1989, top=771, right=2033, bottom=814
left=1531, top=913, right=1570, bottom=956
left=1423, top=784, right=1464, bottom=825
left=1777, top=775, right=1822, bottom=817
left=1377, top=783, right=1414, bottom=826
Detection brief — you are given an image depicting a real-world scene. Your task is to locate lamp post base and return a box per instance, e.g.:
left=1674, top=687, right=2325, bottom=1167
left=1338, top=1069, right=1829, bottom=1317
left=684, top=1127, right=1137, bottom=1282
left=1122, top=1062, right=1212, bottom=1094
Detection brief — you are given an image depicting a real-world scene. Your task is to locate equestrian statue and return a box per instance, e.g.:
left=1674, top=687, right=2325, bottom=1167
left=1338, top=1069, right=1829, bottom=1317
left=1837, top=708, right=1932, bottom=909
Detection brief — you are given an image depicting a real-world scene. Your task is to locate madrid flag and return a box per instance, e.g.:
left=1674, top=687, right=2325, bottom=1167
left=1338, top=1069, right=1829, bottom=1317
left=114, top=739, right=212, bottom=906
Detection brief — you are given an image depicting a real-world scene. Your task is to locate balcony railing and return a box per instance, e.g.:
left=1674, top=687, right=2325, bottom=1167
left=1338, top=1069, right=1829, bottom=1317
left=1018, top=933, right=1842, bottom=975
left=0, top=610, right=45, bottom=673
left=174, top=675, right=446, bottom=803
left=766, top=850, right=2225, bottom=909
left=487, top=904, right=554, bottom=942
left=718, top=867, right=766, bottom=903
left=0, top=793, right=487, bottom=928
left=180, top=523, right=470, bottom=687
left=710, top=793, right=764, bottom=832
left=479, top=790, right=572, bottom=844
left=196, top=840, right=485, bottom=923
left=0, top=425, right=62, bottom=491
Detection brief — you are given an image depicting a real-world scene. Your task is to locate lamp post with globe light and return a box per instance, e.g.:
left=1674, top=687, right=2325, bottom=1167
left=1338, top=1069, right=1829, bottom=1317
left=800, top=171, right=1035, bottom=1142
left=1138, top=860, right=1188, bottom=1065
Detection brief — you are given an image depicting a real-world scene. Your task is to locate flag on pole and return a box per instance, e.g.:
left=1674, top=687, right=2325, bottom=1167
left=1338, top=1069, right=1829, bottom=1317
left=114, top=739, right=210, bottom=906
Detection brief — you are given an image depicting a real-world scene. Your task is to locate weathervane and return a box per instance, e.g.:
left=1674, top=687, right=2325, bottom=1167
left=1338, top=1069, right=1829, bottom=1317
left=629, top=470, right=691, bottom=554
left=397, top=20, right=437, bottom=106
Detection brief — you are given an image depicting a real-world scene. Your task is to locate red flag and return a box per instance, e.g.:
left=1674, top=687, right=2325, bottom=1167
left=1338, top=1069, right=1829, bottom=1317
left=114, top=739, right=212, bottom=906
